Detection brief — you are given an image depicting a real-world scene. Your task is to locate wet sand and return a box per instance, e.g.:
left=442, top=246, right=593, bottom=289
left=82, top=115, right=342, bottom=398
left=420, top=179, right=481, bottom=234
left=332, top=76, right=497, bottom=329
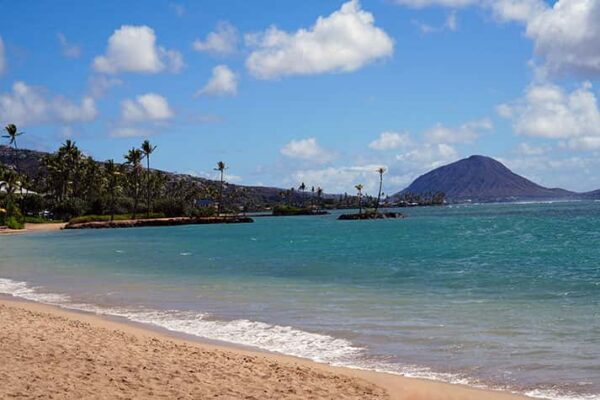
left=0, top=298, right=530, bottom=400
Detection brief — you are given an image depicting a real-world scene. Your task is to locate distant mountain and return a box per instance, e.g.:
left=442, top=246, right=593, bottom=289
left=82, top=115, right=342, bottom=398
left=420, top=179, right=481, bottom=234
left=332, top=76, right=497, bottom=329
left=394, top=155, right=578, bottom=202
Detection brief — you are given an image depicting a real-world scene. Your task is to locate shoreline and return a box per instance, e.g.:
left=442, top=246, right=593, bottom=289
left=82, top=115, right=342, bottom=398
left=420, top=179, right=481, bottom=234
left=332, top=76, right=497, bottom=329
left=0, top=295, right=530, bottom=400
left=0, top=222, right=66, bottom=235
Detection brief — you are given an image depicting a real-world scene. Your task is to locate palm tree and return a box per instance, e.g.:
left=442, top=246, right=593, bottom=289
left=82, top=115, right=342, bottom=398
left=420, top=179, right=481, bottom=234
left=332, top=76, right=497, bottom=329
left=214, top=161, right=226, bottom=215
left=125, top=148, right=143, bottom=219
left=316, top=187, right=323, bottom=212
left=141, top=140, right=157, bottom=218
left=2, top=124, right=24, bottom=172
left=298, top=182, right=306, bottom=207
left=355, top=184, right=364, bottom=215
left=104, top=160, right=121, bottom=221
left=0, top=168, right=20, bottom=219
left=375, top=167, right=386, bottom=214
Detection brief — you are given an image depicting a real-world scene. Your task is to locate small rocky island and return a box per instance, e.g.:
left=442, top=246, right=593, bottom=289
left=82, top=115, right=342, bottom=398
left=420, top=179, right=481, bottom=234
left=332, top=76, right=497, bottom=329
left=65, top=216, right=253, bottom=230
left=272, top=205, right=329, bottom=216
left=338, top=211, right=404, bottom=220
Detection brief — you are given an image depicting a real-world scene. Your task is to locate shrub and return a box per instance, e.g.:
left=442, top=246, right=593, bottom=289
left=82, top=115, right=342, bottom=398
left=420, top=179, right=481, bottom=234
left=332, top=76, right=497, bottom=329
left=52, top=198, right=86, bottom=220
left=272, top=205, right=313, bottom=216
left=69, top=213, right=166, bottom=224
left=154, top=198, right=190, bottom=217
left=190, top=206, right=216, bottom=218
left=5, top=216, right=24, bottom=229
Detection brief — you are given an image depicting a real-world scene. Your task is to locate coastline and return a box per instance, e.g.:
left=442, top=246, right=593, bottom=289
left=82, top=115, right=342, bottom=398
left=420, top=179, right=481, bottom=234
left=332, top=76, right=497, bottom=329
left=0, top=222, right=66, bottom=235
left=0, top=296, right=530, bottom=400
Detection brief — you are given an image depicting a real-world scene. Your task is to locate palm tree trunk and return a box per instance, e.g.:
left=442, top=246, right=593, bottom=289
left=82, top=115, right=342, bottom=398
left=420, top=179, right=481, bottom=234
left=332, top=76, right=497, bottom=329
left=219, top=171, right=224, bottom=215
left=375, top=174, right=383, bottom=214
left=146, top=156, right=151, bottom=218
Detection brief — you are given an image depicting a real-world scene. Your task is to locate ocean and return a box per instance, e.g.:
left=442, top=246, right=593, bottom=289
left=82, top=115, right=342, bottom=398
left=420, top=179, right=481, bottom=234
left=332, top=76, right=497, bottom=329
left=1, top=201, right=599, bottom=400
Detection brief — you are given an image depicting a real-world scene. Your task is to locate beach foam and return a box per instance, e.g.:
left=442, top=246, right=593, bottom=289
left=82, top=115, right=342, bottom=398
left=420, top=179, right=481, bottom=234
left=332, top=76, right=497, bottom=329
left=1, top=276, right=597, bottom=400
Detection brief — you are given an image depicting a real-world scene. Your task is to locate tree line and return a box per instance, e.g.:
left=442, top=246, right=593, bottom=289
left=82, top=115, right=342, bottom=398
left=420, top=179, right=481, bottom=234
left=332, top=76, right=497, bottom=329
left=0, top=124, right=239, bottom=227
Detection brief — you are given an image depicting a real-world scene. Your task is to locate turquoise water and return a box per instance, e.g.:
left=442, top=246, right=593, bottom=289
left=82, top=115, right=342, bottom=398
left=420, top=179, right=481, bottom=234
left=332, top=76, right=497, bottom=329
left=1, top=202, right=599, bottom=400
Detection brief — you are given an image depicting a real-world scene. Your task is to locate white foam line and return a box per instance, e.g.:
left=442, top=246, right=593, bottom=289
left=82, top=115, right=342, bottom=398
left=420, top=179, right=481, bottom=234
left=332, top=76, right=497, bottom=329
left=0, top=277, right=597, bottom=400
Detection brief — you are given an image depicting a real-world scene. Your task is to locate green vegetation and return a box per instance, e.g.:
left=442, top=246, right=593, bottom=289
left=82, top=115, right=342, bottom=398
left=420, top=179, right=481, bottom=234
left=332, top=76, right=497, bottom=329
left=0, top=123, right=233, bottom=227
left=69, top=213, right=166, bottom=224
left=1, top=123, right=445, bottom=229
left=272, top=205, right=321, bottom=216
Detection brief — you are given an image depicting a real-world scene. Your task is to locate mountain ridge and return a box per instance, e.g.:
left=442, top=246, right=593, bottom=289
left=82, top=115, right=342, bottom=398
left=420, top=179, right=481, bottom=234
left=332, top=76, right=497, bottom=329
left=394, top=155, right=589, bottom=202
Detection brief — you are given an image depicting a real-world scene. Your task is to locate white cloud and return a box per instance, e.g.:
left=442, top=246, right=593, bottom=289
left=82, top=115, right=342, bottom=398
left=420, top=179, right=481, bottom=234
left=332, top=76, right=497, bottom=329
left=57, top=33, right=81, bottom=59
left=395, top=0, right=600, bottom=77
left=369, top=131, right=413, bottom=150
left=193, top=22, right=239, bottom=55
left=396, top=143, right=459, bottom=170
left=413, top=11, right=458, bottom=33
left=245, top=0, right=393, bottom=79
left=394, top=0, right=544, bottom=20
left=121, top=93, right=174, bottom=122
left=498, top=154, right=600, bottom=192
left=515, top=142, right=550, bottom=156
left=290, top=164, right=386, bottom=194
left=0, top=81, right=97, bottom=126
left=281, top=138, right=335, bottom=163
left=88, top=75, right=122, bottom=98
left=526, top=0, right=600, bottom=77
left=424, top=118, right=492, bottom=144
left=498, top=82, right=600, bottom=144
left=93, top=25, right=184, bottom=74
left=393, top=0, right=476, bottom=8
left=197, top=65, right=238, bottom=96
left=489, top=0, right=547, bottom=23
left=0, top=36, right=6, bottom=74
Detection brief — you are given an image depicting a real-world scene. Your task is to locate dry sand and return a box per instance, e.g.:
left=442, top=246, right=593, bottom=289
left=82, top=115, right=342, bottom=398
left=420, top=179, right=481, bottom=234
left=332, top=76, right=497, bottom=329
left=0, top=298, right=532, bottom=400
left=0, top=222, right=66, bottom=235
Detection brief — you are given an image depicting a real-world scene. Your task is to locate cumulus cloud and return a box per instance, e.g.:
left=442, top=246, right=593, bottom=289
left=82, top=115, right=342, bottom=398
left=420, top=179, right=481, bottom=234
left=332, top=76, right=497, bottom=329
left=290, top=164, right=387, bottom=194
left=497, top=82, right=600, bottom=147
left=0, top=36, right=7, bottom=74
left=526, top=0, right=600, bottom=77
left=395, top=0, right=600, bottom=77
left=424, top=118, right=492, bottom=144
left=396, top=143, right=459, bottom=170
left=489, top=0, right=547, bottom=23
left=57, top=33, right=81, bottom=58
left=245, top=0, right=393, bottom=79
left=498, top=154, right=600, bottom=191
left=0, top=81, right=97, bottom=126
left=197, top=65, right=238, bottom=96
left=121, top=93, right=174, bottom=122
left=93, top=25, right=184, bottom=74
left=280, top=138, right=335, bottom=163
left=193, top=22, right=239, bottom=55
left=369, top=131, right=413, bottom=150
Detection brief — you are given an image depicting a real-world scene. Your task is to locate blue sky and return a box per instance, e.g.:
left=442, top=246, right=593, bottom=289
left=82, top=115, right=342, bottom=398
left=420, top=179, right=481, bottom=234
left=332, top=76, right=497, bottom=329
left=1, top=0, right=599, bottom=194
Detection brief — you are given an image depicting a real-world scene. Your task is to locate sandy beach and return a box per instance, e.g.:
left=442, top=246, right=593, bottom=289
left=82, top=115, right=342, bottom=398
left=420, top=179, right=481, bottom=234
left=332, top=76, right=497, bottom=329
left=0, top=297, right=530, bottom=400
left=0, top=222, right=66, bottom=235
